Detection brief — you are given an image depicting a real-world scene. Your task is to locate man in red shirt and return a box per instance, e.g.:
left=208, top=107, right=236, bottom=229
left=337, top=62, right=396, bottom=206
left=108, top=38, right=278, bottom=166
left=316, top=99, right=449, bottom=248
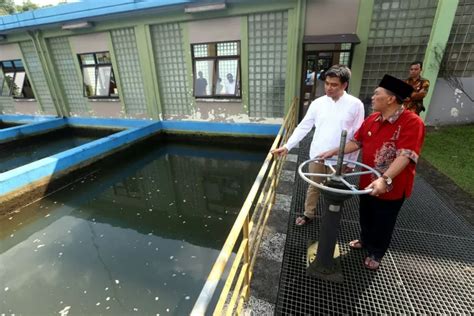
left=320, top=74, right=425, bottom=270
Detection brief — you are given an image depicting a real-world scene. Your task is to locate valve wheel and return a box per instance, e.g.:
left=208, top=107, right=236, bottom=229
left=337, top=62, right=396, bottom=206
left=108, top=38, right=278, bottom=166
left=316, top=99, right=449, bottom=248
left=298, top=158, right=381, bottom=195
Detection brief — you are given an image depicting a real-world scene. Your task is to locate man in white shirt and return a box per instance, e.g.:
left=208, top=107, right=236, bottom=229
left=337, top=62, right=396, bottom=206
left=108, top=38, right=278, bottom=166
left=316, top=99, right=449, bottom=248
left=271, top=64, right=364, bottom=226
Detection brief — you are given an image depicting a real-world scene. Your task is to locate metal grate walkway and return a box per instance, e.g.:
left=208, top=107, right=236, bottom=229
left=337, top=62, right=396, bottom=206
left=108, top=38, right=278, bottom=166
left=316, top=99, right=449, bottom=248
left=275, top=133, right=473, bottom=314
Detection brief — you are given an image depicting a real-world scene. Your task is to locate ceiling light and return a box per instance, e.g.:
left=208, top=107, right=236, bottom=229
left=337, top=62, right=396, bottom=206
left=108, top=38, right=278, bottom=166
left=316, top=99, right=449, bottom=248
left=61, top=21, right=94, bottom=30
left=185, top=2, right=226, bottom=13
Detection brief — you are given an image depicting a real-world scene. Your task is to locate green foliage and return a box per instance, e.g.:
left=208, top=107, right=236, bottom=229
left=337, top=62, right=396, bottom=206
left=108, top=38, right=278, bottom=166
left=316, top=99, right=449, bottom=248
left=16, top=0, right=39, bottom=13
left=422, top=124, right=474, bottom=195
left=0, top=0, right=15, bottom=15
left=0, top=0, right=39, bottom=15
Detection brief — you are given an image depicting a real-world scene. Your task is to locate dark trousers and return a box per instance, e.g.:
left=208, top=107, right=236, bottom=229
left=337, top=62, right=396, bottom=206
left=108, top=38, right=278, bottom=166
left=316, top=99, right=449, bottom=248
left=359, top=194, right=405, bottom=260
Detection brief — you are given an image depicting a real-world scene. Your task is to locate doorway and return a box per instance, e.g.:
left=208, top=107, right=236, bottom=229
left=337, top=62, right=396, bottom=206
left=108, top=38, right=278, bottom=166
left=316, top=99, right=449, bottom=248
left=299, top=35, right=359, bottom=121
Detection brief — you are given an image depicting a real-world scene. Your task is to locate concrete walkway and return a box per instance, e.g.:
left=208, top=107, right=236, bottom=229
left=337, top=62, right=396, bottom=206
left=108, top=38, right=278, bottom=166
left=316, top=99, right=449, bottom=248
left=246, top=134, right=473, bottom=315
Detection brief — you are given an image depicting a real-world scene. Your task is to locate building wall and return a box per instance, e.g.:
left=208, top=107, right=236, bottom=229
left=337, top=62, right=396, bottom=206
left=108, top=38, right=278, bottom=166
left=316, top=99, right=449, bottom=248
left=425, top=78, right=474, bottom=125
left=304, top=0, right=360, bottom=36
left=0, top=42, right=42, bottom=114
left=359, top=0, right=439, bottom=102
left=426, top=0, right=473, bottom=125
left=186, top=17, right=245, bottom=122
left=68, top=32, right=123, bottom=117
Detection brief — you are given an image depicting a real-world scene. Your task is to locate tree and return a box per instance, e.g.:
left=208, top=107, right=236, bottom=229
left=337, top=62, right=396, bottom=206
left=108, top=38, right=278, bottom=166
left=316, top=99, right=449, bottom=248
left=16, top=0, right=39, bottom=13
left=0, top=0, right=16, bottom=15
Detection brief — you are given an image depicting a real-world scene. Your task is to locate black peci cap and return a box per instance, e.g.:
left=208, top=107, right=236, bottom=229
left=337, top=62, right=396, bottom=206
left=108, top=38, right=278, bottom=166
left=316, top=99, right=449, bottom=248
left=378, top=74, right=414, bottom=100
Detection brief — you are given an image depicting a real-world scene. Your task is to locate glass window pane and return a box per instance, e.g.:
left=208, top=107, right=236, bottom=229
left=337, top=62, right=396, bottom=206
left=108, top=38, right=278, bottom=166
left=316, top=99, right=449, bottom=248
left=13, top=60, right=24, bottom=69
left=217, top=42, right=239, bottom=56
left=195, top=60, right=214, bottom=96
left=96, top=66, right=112, bottom=96
left=83, top=67, right=96, bottom=96
left=12, top=72, right=26, bottom=97
left=2, top=61, right=13, bottom=69
left=96, top=52, right=111, bottom=64
left=193, top=44, right=210, bottom=58
left=80, top=54, right=96, bottom=65
left=217, top=59, right=238, bottom=95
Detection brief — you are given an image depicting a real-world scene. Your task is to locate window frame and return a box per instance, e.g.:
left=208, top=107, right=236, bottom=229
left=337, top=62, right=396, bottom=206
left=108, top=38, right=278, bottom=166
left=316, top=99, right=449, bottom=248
left=191, top=41, right=242, bottom=99
left=77, top=51, right=119, bottom=100
left=0, top=59, right=35, bottom=100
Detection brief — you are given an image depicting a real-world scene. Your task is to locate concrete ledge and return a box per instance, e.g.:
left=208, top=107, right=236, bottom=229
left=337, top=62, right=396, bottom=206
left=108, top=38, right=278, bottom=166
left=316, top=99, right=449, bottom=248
left=161, top=120, right=280, bottom=137
left=0, top=116, right=64, bottom=145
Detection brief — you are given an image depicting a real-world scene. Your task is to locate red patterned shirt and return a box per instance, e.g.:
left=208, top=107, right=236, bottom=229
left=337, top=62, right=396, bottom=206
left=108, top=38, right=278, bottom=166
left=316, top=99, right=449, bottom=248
left=354, top=108, right=425, bottom=200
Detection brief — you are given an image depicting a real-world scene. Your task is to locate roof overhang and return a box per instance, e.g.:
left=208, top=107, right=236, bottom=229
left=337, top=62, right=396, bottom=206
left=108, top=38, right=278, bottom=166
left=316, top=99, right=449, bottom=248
left=303, top=33, right=360, bottom=44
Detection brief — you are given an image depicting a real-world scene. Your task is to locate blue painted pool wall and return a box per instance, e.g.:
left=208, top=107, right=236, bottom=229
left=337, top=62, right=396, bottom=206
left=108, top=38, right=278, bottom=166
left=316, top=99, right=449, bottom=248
left=0, top=115, right=280, bottom=198
left=0, top=118, right=65, bottom=144
left=66, top=117, right=155, bottom=129
left=0, top=122, right=161, bottom=196
left=161, top=120, right=280, bottom=136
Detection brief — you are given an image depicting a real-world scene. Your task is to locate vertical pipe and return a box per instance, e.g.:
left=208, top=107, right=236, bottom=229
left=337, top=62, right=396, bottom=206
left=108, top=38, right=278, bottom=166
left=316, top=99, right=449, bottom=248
left=335, top=130, right=347, bottom=176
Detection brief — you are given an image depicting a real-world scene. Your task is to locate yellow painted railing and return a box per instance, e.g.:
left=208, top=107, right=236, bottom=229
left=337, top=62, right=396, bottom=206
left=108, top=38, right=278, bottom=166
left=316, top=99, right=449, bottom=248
left=191, top=98, right=298, bottom=316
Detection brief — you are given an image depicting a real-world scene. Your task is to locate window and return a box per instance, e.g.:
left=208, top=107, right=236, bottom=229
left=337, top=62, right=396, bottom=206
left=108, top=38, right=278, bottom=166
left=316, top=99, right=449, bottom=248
left=191, top=41, right=241, bottom=98
left=0, top=59, right=35, bottom=99
left=78, top=52, right=118, bottom=99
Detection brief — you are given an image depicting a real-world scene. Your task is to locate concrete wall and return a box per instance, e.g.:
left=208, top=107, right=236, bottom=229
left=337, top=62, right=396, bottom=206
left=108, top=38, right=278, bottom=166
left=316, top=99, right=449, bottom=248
left=68, top=32, right=123, bottom=118
left=425, top=77, right=474, bottom=126
left=304, top=0, right=359, bottom=36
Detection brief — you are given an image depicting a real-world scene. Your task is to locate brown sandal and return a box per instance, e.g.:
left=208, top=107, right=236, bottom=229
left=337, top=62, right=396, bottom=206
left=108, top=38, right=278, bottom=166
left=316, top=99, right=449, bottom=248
left=364, top=256, right=381, bottom=270
left=295, top=215, right=313, bottom=226
left=349, top=239, right=363, bottom=249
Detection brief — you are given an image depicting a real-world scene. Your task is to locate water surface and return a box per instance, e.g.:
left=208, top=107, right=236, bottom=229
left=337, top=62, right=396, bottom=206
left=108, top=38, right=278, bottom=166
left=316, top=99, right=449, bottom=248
left=0, top=139, right=268, bottom=315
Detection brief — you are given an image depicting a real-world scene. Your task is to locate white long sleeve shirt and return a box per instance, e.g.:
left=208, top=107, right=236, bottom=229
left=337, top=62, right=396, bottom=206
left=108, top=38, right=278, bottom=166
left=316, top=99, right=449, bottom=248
left=284, top=92, right=364, bottom=164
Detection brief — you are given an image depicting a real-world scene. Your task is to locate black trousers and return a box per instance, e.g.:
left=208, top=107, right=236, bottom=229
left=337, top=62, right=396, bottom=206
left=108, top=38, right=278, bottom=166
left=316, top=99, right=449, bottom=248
left=359, top=194, right=405, bottom=260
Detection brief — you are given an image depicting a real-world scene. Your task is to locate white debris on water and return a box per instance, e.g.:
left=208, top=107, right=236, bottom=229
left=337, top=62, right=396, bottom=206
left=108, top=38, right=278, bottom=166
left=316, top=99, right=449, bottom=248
left=59, top=305, right=71, bottom=316
left=115, top=280, right=120, bottom=284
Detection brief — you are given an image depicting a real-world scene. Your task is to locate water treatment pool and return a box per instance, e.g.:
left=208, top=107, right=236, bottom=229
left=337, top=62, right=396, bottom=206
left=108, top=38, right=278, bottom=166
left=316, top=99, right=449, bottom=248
left=0, top=136, right=270, bottom=315
left=0, top=127, right=113, bottom=173
left=0, top=121, right=23, bottom=129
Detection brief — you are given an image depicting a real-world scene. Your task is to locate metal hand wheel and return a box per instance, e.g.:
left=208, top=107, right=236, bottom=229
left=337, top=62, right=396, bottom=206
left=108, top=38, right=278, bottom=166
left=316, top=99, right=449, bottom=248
left=298, top=157, right=381, bottom=195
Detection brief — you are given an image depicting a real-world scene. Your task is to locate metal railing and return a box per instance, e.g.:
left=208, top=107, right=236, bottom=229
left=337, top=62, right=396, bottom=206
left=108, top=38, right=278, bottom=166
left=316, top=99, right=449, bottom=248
left=191, top=98, right=298, bottom=315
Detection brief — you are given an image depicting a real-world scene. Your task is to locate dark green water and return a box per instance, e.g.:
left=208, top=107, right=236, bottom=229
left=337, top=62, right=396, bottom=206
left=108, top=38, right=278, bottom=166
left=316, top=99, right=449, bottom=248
left=0, top=128, right=107, bottom=173
left=0, top=138, right=268, bottom=315
left=0, top=122, right=22, bottom=129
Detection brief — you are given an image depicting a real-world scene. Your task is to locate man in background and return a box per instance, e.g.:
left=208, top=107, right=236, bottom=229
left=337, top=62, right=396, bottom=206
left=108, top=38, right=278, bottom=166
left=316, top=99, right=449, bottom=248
left=404, top=61, right=430, bottom=115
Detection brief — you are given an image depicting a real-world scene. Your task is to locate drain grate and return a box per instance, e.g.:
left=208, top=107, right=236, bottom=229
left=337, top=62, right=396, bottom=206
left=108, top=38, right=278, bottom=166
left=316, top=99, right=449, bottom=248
left=275, top=133, right=473, bottom=314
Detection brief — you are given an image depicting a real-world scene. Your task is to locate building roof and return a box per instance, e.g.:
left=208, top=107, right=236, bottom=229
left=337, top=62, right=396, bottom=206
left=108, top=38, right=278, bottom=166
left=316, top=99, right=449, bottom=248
left=0, top=0, right=196, bottom=33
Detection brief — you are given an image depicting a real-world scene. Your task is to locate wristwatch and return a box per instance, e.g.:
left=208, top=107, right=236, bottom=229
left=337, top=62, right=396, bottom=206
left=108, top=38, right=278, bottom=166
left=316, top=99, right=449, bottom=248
left=381, top=175, right=393, bottom=186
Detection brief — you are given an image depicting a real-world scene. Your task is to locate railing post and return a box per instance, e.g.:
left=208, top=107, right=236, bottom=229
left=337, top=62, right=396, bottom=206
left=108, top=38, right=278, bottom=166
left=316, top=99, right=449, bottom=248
left=243, top=215, right=250, bottom=300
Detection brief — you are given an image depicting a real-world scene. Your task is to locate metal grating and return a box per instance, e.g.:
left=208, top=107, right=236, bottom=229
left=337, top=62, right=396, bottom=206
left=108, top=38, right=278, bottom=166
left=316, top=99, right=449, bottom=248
left=275, top=133, right=473, bottom=314
left=360, top=0, right=439, bottom=101
left=48, top=36, right=89, bottom=114
left=19, top=40, right=56, bottom=115
left=111, top=28, right=148, bottom=116
left=150, top=23, right=192, bottom=116
left=248, top=11, right=288, bottom=118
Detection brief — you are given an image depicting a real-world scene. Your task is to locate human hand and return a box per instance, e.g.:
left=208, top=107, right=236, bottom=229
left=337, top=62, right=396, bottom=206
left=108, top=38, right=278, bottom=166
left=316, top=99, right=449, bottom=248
left=317, top=148, right=338, bottom=159
left=366, top=177, right=387, bottom=197
left=271, top=147, right=288, bottom=156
